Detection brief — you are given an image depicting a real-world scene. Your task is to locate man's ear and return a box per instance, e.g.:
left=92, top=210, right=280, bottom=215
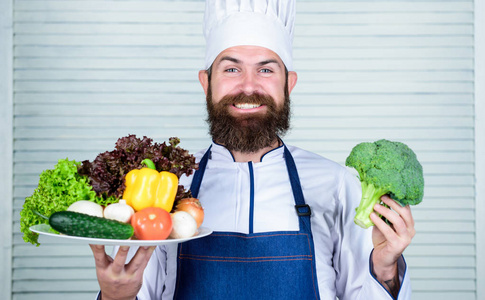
left=287, top=71, right=298, bottom=95
left=199, top=70, right=209, bottom=95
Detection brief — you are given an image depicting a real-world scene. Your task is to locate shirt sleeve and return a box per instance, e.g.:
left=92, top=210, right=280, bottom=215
left=362, top=253, right=411, bottom=299
left=334, top=169, right=412, bottom=300
left=137, top=244, right=178, bottom=299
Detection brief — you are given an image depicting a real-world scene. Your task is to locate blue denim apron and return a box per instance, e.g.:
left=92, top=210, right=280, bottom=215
left=174, top=145, right=321, bottom=299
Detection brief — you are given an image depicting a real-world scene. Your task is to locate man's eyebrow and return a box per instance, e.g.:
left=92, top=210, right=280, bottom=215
left=257, top=59, right=280, bottom=66
left=219, top=56, right=240, bottom=64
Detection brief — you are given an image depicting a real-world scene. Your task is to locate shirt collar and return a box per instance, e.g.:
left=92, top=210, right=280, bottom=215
left=210, top=140, right=285, bottom=163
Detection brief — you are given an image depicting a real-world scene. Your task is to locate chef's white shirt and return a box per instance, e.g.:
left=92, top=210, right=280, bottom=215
left=119, top=142, right=411, bottom=299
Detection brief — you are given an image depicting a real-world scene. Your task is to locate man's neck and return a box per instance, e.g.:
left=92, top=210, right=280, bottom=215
left=229, top=139, right=281, bottom=163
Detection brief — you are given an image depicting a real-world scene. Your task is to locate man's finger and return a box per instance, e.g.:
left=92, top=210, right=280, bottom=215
left=374, top=203, right=406, bottom=236
left=371, top=211, right=397, bottom=241
left=111, top=246, right=131, bottom=274
left=126, top=246, right=156, bottom=274
left=381, top=196, right=415, bottom=232
left=89, top=244, right=110, bottom=268
left=380, top=195, right=405, bottom=212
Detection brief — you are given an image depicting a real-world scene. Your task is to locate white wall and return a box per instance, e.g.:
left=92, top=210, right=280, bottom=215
left=474, top=0, right=485, bottom=299
left=1, top=0, right=481, bottom=299
left=0, top=0, right=13, bottom=299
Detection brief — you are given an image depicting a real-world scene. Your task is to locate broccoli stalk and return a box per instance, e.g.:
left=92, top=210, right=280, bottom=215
left=354, top=181, right=388, bottom=229
left=345, top=139, right=424, bottom=229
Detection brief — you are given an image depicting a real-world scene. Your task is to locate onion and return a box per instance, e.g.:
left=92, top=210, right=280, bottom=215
left=169, top=211, right=198, bottom=239
left=67, top=200, right=104, bottom=218
left=175, top=198, right=204, bottom=228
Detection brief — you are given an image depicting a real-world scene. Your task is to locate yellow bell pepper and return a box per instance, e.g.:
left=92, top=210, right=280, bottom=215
left=123, top=159, right=178, bottom=212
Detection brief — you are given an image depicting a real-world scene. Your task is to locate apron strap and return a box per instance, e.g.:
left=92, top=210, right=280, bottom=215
left=283, top=145, right=313, bottom=233
left=190, top=145, right=211, bottom=199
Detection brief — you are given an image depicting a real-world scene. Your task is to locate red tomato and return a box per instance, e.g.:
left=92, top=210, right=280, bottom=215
left=175, top=198, right=204, bottom=228
left=131, top=207, right=172, bottom=240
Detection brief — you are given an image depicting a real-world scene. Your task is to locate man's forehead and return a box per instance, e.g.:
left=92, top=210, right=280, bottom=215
left=212, top=46, right=285, bottom=68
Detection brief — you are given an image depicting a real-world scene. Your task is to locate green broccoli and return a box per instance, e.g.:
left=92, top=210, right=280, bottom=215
left=345, top=139, right=424, bottom=229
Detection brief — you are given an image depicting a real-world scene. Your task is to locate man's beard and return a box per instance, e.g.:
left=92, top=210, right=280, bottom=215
left=206, top=82, right=291, bottom=153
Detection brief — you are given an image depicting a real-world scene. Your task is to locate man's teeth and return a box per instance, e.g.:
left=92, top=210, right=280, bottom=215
left=234, top=103, right=262, bottom=109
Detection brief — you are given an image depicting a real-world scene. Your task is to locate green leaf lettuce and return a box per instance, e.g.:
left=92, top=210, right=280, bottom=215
left=20, top=158, right=103, bottom=246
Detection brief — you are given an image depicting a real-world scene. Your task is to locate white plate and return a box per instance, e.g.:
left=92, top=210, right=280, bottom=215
left=30, top=224, right=213, bottom=246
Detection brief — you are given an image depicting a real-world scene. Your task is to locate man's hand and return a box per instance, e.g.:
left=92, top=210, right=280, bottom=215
left=371, top=195, right=416, bottom=298
left=90, top=245, right=156, bottom=300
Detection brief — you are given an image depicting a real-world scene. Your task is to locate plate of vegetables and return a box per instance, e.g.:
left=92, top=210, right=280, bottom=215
left=30, top=196, right=209, bottom=246
left=21, top=135, right=210, bottom=247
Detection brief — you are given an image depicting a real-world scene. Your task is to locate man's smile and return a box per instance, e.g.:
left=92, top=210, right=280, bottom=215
left=234, top=103, right=263, bottom=109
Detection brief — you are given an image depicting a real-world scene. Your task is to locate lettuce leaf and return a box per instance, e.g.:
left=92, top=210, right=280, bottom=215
left=20, top=158, right=104, bottom=246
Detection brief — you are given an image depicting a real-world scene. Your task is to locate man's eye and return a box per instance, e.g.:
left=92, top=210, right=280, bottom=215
left=259, top=68, right=272, bottom=73
left=225, top=68, right=238, bottom=73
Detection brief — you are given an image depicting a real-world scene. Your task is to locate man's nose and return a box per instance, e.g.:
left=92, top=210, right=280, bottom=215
left=239, top=72, right=260, bottom=95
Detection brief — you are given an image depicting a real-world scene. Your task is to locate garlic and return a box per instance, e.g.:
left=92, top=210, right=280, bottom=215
left=103, top=200, right=135, bottom=223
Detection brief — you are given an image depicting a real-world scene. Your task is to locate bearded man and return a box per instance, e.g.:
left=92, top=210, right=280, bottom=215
left=90, top=1, right=415, bottom=299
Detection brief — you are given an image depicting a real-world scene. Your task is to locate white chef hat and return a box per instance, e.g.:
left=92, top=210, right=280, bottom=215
left=203, top=0, right=296, bottom=71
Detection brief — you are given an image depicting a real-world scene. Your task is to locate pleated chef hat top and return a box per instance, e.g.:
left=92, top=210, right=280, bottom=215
left=203, top=0, right=296, bottom=71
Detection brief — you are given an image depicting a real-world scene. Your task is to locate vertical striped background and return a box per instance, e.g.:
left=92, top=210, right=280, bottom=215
left=10, top=0, right=476, bottom=299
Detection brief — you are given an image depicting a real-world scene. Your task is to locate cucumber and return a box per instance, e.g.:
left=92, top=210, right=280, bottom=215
left=49, top=211, right=134, bottom=239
